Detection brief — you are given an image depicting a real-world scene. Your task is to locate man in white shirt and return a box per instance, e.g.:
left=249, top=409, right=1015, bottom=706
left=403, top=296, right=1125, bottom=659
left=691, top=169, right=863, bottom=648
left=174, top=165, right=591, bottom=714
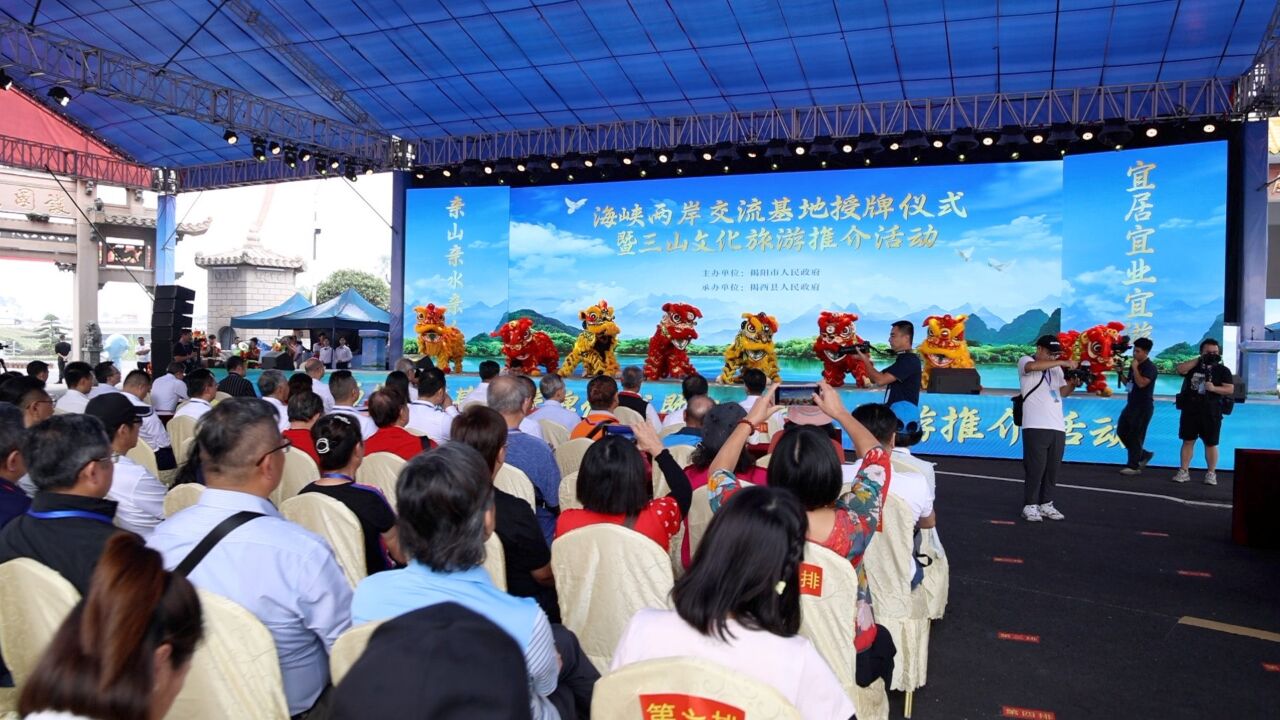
left=1017, top=336, right=1082, bottom=523
left=660, top=374, right=709, bottom=429
left=330, top=370, right=376, bottom=439
left=148, top=398, right=352, bottom=717
left=256, top=369, right=291, bottom=432
left=88, top=361, right=122, bottom=398
left=461, top=360, right=500, bottom=408
left=333, top=337, right=354, bottom=369
left=149, top=362, right=188, bottom=415
left=174, top=369, right=217, bottom=422
left=407, top=366, right=458, bottom=443
left=510, top=375, right=544, bottom=440
left=134, top=336, right=150, bottom=371
left=303, top=358, right=335, bottom=413
left=738, top=368, right=768, bottom=412
left=528, top=373, right=580, bottom=432
left=316, top=335, right=333, bottom=368
left=54, top=362, right=95, bottom=414
left=84, top=393, right=165, bottom=537
left=395, top=357, right=420, bottom=402
left=121, top=370, right=175, bottom=471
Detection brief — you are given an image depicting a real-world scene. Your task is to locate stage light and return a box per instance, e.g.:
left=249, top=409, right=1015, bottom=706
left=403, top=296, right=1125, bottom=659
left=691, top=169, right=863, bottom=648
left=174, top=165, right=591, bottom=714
left=268, top=141, right=282, bottom=155
left=329, top=157, right=341, bottom=170
left=793, top=145, right=806, bottom=156
left=723, top=165, right=730, bottom=173
left=996, top=125, right=1026, bottom=146
left=1030, top=133, right=1044, bottom=144
left=888, top=141, right=900, bottom=151
left=1010, top=151, right=1021, bottom=160
left=568, top=174, right=575, bottom=181
left=947, top=128, right=977, bottom=153
left=299, top=148, right=313, bottom=162
left=344, top=164, right=358, bottom=181
left=864, top=158, right=872, bottom=166
left=364, top=165, right=374, bottom=175
left=251, top=138, right=267, bottom=161
left=1144, top=126, right=1158, bottom=138
left=223, top=128, right=239, bottom=145
left=713, top=142, right=738, bottom=162
left=701, top=150, right=713, bottom=161
left=621, top=156, right=633, bottom=165
left=981, top=136, right=994, bottom=146
left=657, top=152, right=669, bottom=163
left=931, top=138, right=944, bottom=149
left=958, top=153, right=966, bottom=162
left=318, top=163, right=329, bottom=175
left=284, top=147, right=297, bottom=168
left=1059, top=148, right=1067, bottom=156
left=676, top=167, right=683, bottom=175
left=561, top=153, right=585, bottom=171
left=810, top=135, right=836, bottom=157
left=1047, top=123, right=1076, bottom=145
left=483, top=165, right=493, bottom=174
left=1081, top=130, right=1095, bottom=141
left=594, top=152, right=619, bottom=171
left=639, top=169, right=647, bottom=177
left=855, top=133, right=884, bottom=154
left=764, top=139, right=788, bottom=159
left=584, top=159, right=594, bottom=167
left=1203, top=122, right=1216, bottom=133
left=47, top=86, right=70, bottom=106
left=820, top=160, right=827, bottom=168
left=770, top=162, right=779, bottom=170
left=633, top=148, right=656, bottom=166
left=744, top=145, right=760, bottom=159
left=900, top=130, right=927, bottom=150
left=549, top=160, right=561, bottom=170
left=442, top=169, right=452, bottom=178
left=0, top=70, right=12, bottom=91
left=516, top=163, right=527, bottom=172
left=1100, top=118, right=1132, bottom=147
left=841, top=143, right=853, bottom=153
left=414, top=167, right=426, bottom=179
left=672, top=145, right=696, bottom=163
left=912, top=155, right=920, bottom=163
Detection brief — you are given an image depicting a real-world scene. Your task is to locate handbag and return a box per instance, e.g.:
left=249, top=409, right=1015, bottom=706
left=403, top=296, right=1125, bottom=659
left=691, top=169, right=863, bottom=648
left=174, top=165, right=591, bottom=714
left=1011, top=371, right=1047, bottom=427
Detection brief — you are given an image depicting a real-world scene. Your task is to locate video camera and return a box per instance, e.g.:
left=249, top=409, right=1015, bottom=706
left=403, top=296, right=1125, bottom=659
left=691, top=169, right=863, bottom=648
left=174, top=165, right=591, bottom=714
left=1112, top=335, right=1132, bottom=357
left=834, top=341, right=874, bottom=358
left=1065, top=361, right=1095, bottom=387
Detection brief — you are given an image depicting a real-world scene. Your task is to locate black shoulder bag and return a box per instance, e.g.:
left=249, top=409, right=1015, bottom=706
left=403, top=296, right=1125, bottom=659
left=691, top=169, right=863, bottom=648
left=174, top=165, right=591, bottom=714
left=174, top=510, right=265, bottom=576
left=1011, top=371, right=1047, bottom=427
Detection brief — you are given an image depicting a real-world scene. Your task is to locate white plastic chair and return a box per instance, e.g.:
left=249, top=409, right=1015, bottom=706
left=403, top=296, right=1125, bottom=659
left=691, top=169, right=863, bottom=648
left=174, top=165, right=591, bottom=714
left=0, top=559, right=80, bottom=685
left=495, top=463, right=537, bottom=511
left=554, top=437, right=594, bottom=477
left=164, top=483, right=205, bottom=517
left=612, top=405, right=647, bottom=429
left=594, top=657, right=801, bottom=719
left=329, top=621, right=385, bottom=686
left=280, top=493, right=368, bottom=588
left=269, top=446, right=321, bottom=507
left=559, top=470, right=581, bottom=511
left=863, top=492, right=932, bottom=708
left=167, top=415, right=198, bottom=465
left=653, top=444, right=696, bottom=498
left=539, top=419, right=569, bottom=450
left=126, top=438, right=160, bottom=478
left=919, top=527, right=950, bottom=620
left=482, top=533, right=508, bottom=591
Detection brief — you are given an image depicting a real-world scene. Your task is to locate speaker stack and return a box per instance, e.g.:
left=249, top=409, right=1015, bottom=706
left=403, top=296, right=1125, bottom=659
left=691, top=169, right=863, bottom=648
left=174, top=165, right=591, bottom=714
left=150, top=285, right=195, bottom=373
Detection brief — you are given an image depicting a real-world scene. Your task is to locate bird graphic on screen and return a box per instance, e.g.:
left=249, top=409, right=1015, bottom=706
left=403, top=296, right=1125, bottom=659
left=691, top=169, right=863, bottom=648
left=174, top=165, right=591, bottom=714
left=956, top=247, right=974, bottom=262
left=565, top=197, right=587, bottom=214
left=987, top=258, right=1013, bottom=272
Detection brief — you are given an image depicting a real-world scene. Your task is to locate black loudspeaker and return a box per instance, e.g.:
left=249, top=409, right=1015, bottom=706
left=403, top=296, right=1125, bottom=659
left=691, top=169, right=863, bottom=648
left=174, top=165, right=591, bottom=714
left=155, top=285, right=196, bottom=302
left=1232, top=449, right=1280, bottom=549
left=926, top=367, right=982, bottom=395
left=153, top=298, right=194, bottom=315
left=150, top=285, right=195, bottom=373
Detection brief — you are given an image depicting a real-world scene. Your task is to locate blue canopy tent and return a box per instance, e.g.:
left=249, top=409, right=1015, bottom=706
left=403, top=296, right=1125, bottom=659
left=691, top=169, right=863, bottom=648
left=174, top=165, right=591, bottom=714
left=228, top=292, right=313, bottom=330
left=270, top=288, right=390, bottom=332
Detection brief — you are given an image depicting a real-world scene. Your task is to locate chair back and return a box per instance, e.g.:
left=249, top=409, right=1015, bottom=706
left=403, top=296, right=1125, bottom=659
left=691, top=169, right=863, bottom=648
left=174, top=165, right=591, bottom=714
left=539, top=419, right=569, bottom=449
left=612, top=405, right=647, bottom=428
left=756, top=453, right=772, bottom=469
left=0, top=559, right=80, bottom=685
left=592, top=657, right=801, bottom=720
left=657, top=422, right=685, bottom=438
left=653, top=444, right=696, bottom=497
left=329, top=621, right=385, bottom=686
left=686, top=485, right=713, bottom=559
left=919, top=527, right=950, bottom=620
left=167, top=415, right=199, bottom=461
left=554, top=437, right=594, bottom=477
left=482, top=533, right=507, bottom=591
left=495, top=463, right=537, bottom=511
left=165, top=590, right=289, bottom=720
left=213, top=391, right=232, bottom=404
left=270, top=446, right=321, bottom=507
left=796, top=543, right=860, bottom=698
left=559, top=471, right=581, bottom=510
left=164, top=483, right=205, bottom=517
left=280, top=493, right=367, bottom=588
left=127, top=438, right=160, bottom=478
left=355, top=452, right=407, bottom=511
left=862, top=493, right=918, bottom=619
left=551, top=523, right=674, bottom=669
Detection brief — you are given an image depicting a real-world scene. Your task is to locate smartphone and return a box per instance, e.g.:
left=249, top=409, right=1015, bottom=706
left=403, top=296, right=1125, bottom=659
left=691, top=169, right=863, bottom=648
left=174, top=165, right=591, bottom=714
left=603, top=424, right=636, bottom=441
left=774, top=384, right=819, bottom=406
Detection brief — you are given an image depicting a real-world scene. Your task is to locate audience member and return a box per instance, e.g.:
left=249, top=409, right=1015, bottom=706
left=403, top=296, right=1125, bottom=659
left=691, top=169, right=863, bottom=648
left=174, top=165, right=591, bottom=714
left=407, top=366, right=457, bottom=442
left=351, top=443, right=597, bottom=719
left=512, top=374, right=546, bottom=440
left=147, top=398, right=352, bottom=717
left=283, top=390, right=324, bottom=464
left=54, top=361, right=95, bottom=414
left=217, top=356, right=257, bottom=398
left=2, top=376, right=54, bottom=428
left=394, top=357, right=420, bottom=402
left=304, top=358, right=335, bottom=412
left=54, top=336, right=71, bottom=384
left=611, top=485, right=855, bottom=720
left=489, top=376, right=561, bottom=545
left=173, top=368, right=217, bottom=422
left=364, top=389, right=427, bottom=460
left=661, top=374, right=709, bottom=429
left=256, top=369, right=291, bottom=432
left=302, top=414, right=399, bottom=575
left=738, top=368, right=769, bottom=411
left=17, top=533, right=202, bottom=720
left=706, top=382, right=895, bottom=688
left=663, top=394, right=713, bottom=447
left=528, top=373, right=580, bottom=433
left=122, top=370, right=175, bottom=472
left=685, top=403, right=767, bottom=490
left=618, top=366, right=662, bottom=432
left=134, top=336, right=151, bottom=371
left=85, top=394, right=165, bottom=537
left=245, top=336, right=262, bottom=366
left=333, top=337, right=353, bottom=369
left=330, top=370, right=376, bottom=439
left=26, top=360, right=49, bottom=385
left=150, top=362, right=188, bottom=416
left=0, top=404, right=30, bottom=528
left=451, top=407, right=559, bottom=621
left=88, top=361, right=122, bottom=398
left=462, top=359, right=501, bottom=408
left=288, top=371, right=314, bottom=399
left=569, top=375, right=622, bottom=440
left=331, top=603, right=532, bottom=720
left=0, top=414, right=121, bottom=593
left=383, top=370, right=412, bottom=405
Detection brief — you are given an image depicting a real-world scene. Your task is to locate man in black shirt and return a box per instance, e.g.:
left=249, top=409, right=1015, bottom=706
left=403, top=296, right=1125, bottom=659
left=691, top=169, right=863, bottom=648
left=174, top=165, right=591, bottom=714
left=853, top=320, right=922, bottom=407
left=1172, top=338, right=1234, bottom=486
left=1117, top=337, right=1158, bottom=475
left=217, top=356, right=258, bottom=398
left=53, top=337, right=71, bottom=384
left=172, top=330, right=196, bottom=373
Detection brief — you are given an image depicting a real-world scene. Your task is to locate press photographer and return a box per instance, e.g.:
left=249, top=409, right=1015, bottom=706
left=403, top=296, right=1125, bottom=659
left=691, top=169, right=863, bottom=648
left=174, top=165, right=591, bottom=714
left=1172, top=338, right=1233, bottom=485
left=851, top=320, right=921, bottom=407
left=1116, top=337, right=1157, bottom=476
left=1015, top=336, right=1083, bottom=522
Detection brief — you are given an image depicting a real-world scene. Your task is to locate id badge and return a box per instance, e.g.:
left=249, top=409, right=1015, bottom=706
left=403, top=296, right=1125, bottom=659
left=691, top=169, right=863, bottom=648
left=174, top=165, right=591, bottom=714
left=1049, top=389, right=1061, bottom=403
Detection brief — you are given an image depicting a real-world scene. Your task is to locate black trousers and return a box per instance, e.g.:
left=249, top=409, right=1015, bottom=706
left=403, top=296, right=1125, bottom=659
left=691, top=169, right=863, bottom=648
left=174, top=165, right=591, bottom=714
left=1022, top=428, right=1065, bottom=506
left=1117, top=402, right=1154, bottom=468
left=56, top=357, right=65, bottom=384
left=549, top=624, right=599, bottom=720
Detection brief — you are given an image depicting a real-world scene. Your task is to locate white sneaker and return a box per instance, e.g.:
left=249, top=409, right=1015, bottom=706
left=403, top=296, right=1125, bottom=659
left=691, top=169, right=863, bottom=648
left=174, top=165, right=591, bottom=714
left=1203, top=471, right=1217, bottom=486
left=1172, top=469, right=1191, bottom=483
left=1038, top=502, right=1065, bottom=521
left=1021, top=504, right=1043, bottom=522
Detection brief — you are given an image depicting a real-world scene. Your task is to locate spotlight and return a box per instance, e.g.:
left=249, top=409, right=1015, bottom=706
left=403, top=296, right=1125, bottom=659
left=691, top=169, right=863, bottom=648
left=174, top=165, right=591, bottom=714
left=1202, top=121, right=1216, bottom=133
left=0, top=69, right=12, bottom=91
left=268, top=141, right=282, bottom=155
left=764, top=139, right=788, bottom=159
left=931, top=138, right=944, bottom=149
left=584, top=159, right=594, bottom=167
left=841, top=143, right=853, bottom=154
left=657, top=152, right=669, bottom=164
left=639, top=169, right=647, bottom=177
left=364, top=165, right=374, bottom=176
left=793, top=145, right=806, bottom=156
left=1081, top=130, right=1096, bottom=141
left=1144, top=126, right=1158, bottom=138
left=958, top=153, right=966, bottom=162
left=223, top=128, right=239, bottom=145
left=855, top=133, right=884, bottom=154
left=912, top=155, right=920, bottom=163
left=701, top=150, right=713, bottom=161
left=329, top=157, right=341, bottom=170
left=996, top=125, right=1026, bottom=146
left=47, top=86, right=70, bottom=106
left=713, top=142, right=738, bottom=162
left=568, top=174, right=575, bottom=181
left=299, top=149, right=313, bottom=162
left=483, top=165, right=493, bottom=175
left=744, top=145, right=760, bottom=159
left=549, top=160, right=560, bottom=170
left=864, top=158, right=872, bottom=166
left=344, top=164, right=358, bottom=181
left=442, top=169, right=453, bottom=178
left=1100, top=118, right=1133, bottom=147
left=888, top=141, right=900, bottom=151
left=516, top=163, right=527, bottom=172
left=723, top=165, right=730, bottom=173
left=675, top=168, right=683, bottom=175
left=283, top=146, right=298, bottom=168
left=621, top=156, right=633, bottom=165
left=947, top=128, right=978, bottom=153
left=900, top=130, right=928, bottom=150
left=1010, top=151, right=1021, bottom=160
left=316, top=156, right=329, bottom=174
left=672, top=145, right=696, bottom=163
left=981, top=136, right=995, bottom=146
left=809, top=136, right=836, bottom=157
left=414, top=167, right=426, bottom=179
left=770, top=162, right=779, bottom=170
left=1030, top=133, right=1045, bottom=144
left=251, top=138, right=267, bottom=161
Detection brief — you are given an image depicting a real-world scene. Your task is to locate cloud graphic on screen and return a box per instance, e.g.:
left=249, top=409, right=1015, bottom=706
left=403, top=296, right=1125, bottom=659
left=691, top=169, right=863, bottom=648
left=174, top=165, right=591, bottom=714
left=1073, top=265, right=1126, bottom=286
left=965, top=162, right=1063, bottom=212
left=956, top=214, right=1059, bottom=251
left=467, top=239, right=493, bottom=249
left=1158, top=218, right=1193, bottom=229
left=509, top=221, right=612, bottom=258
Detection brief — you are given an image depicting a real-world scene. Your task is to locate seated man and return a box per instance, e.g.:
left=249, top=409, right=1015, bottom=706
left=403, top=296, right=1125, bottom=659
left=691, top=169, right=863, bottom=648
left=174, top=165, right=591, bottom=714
left=25, top=360, right=49, bottom=386
left=663, top=394, right=714, bottom=447
left=0, top=414, right=121, bottom=593
left=660, top=374, right=709, bottom=429
left=394, top=357, right=420, bottom=402
left=617, top=365, right=662, bottom=432
left=364, top=389, right=427, bottom=460
left=256, top=369, right=291, bottom=432
left=2, top=376, right=54, bottom=430
left=0, top=404, right=30, bottom=529
left=351, top=443, right=597, bottom=720
left=489, top=376, right=560, bottom=546
left=88, top=361, right=122, bottom=398
left=121, top=370, right=175, bottom=472
left=461, top=360, right=500, bottom=408
left=528, top=373, right=580, bottom=433
left=149, top=362, right=189, bottom=416
left=330, top=370, right=376, bottom=440
left=173, top=368, right=217, bottom=421
left=147, top=398, right=352, bottom=717
left=283, top=390, right=323, bottom=464
left=85, top=394, right=164, bottom=537
left=512, top=375, right=545, bottom=440
left=570, top=375, right=622, bottom=441
left=407, top=367, right=458, bottom=443
left=304, top=358, right=335, bottom=413
left=216, top=356, right=258, bottom=398
left=54, top=362, right=95, bottom=414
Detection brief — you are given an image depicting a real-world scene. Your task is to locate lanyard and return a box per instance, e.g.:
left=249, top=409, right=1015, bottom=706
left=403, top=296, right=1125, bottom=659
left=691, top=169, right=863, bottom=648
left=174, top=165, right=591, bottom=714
left=27, top=508, right=114, bottom=524
left=321, top=473, right=355, bottom=483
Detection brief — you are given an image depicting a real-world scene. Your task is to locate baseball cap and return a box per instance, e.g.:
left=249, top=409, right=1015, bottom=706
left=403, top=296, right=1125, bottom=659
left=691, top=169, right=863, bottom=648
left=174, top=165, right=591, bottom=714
left=84, top=393, right=149, bottom=434
left=700, top=402, right=748, bottom=450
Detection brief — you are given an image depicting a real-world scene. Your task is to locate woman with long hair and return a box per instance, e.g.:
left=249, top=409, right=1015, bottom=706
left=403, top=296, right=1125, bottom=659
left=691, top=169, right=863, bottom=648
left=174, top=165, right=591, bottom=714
left=19, top=533, right=203, bottom=720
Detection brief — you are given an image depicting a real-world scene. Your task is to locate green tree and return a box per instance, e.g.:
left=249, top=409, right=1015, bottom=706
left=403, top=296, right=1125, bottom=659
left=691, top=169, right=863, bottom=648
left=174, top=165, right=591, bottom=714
left=314, top=270, right=390, bottom=311
left=37, top=314, right=68, bottom=353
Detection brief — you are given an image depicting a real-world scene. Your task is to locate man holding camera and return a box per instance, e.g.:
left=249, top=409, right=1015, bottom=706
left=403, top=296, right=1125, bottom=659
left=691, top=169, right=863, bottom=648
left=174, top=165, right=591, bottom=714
left=1116, top=337, right=1157, bottom=475
left=1172, top=338, right=1233, bottom=485
left=852, top=320, right=921, bottom=408
left=1017, top=335, right=1083, bottom=522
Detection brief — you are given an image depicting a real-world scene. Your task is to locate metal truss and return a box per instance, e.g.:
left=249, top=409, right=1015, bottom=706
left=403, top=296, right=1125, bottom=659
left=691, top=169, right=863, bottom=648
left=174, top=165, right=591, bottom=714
left=1235, top=2, right=1280, bottom=117
left=0, top=134, right=152, bottom=188
left=412, top=78, right=1237, bottom=166
left=0, top=18, right=395, bottom=167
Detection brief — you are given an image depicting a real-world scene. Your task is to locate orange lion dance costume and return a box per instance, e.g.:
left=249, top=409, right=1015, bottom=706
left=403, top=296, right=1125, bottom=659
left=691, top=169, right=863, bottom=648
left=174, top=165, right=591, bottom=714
left=491, top=317, right=559, bottom=376
left=1057, top=321, right=1127, bottom=396
left=918, top=314, right=975, bottom=388
left=414, top=304, right=465, bottom=374
left=813, top=311, right=869, bottom=388
left=643, top=302, right=703, bottom=380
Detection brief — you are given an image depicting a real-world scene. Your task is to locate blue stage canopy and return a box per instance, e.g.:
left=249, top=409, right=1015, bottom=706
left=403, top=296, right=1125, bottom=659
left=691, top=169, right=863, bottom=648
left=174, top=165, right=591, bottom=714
left=228, top=292, right=313, bottom=329
left=271, top=288, right=390, bottom=331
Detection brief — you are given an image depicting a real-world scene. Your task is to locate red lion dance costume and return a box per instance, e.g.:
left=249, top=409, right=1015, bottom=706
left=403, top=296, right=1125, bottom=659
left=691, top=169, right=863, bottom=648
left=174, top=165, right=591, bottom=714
left=491, top=317, right=559, bottom=376
left=813, top=311, right=869, bottom=388
left=1057, top=321, right=1127, bottom=396
left=643, top=302, right=703, bottom=380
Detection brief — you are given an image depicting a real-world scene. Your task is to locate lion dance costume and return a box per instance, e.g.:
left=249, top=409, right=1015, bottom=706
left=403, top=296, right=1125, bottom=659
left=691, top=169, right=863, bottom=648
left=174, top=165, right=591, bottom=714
left=491, top=317, right=559, bottom=376
left=643, top=302, right=703, bottom=380
left=414, top=304, right=465, bottom=374
left=813, top=311, right=869, bottom=388
left=1057, top=321, right=1126, bottom=396
left=917, top=314, right=975, bottom=388
left=719, top=312, right=781, bottom=384
left=559, top=300, right=621, bottom=377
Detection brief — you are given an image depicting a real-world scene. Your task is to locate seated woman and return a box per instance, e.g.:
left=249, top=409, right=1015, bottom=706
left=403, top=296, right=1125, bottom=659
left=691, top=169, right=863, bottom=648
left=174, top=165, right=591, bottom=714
left=555, top=421, right=692, bottom=552
left=451, top=405, right=559, bottom=622
left=301, top=414, right=400, bottom=575
left=364, top=389, right=428, bottom=460
left=684, top=402, right=768, bottom=490
left=611, top=485, right=855, bottom=720
left=19, top=533, right=203, bottom=720
left=707, top=381, right=894, bottom=688
left=283, top=390, right=323, bottom=464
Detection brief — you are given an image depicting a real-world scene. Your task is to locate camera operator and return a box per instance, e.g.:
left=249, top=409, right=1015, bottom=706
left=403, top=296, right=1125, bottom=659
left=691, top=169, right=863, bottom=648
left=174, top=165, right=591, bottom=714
left=1172, top=338, right=1233, bottom=485
left=1017, top=335, right=1083, bottom=522
left=852, top=320, right=921, bottom=407
left=1116, top=337, right=1157, bottom=476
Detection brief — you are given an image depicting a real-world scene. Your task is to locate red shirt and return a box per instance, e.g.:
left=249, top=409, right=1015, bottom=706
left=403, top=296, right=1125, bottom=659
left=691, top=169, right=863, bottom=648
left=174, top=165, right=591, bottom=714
left=283, top=428, right=320, bottom=465
left=364, top=426, right=426, bottom=461
left=555, top=496, right=682, bottom=551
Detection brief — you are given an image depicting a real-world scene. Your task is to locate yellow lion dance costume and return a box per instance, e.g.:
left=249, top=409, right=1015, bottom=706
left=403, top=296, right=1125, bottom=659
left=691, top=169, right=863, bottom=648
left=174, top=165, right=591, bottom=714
left=917, top=314, right=975, bottom=388
left=559, top=300, right=621, bottom=377
left=718, top=312, right=781, bottom=384
left=414, top=303, right=465, bottom=374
